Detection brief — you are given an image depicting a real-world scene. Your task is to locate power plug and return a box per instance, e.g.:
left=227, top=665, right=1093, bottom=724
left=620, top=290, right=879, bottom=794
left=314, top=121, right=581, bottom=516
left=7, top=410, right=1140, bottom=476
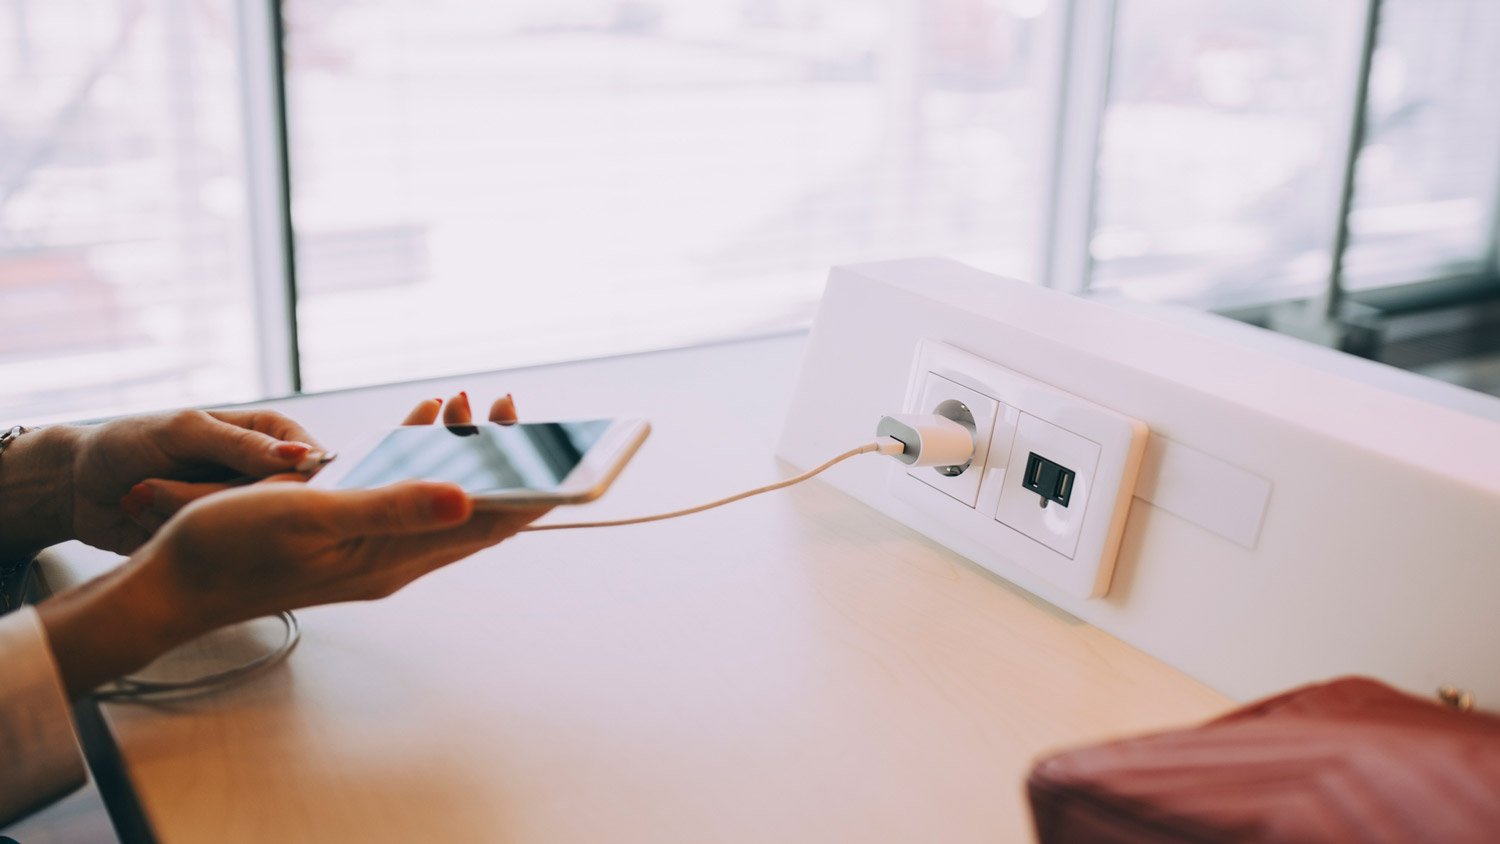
left=875, top=413, right=976, bottom=470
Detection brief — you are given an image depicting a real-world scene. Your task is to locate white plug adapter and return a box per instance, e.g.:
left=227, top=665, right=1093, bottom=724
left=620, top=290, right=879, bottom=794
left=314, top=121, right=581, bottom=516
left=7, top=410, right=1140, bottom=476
left=875, top=413, right=976, bottom=469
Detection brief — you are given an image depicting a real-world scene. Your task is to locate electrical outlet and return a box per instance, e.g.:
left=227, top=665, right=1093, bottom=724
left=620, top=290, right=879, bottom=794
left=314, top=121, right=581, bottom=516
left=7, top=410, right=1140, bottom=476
left=994, top=413, right=1101, bottom=559
left=1021, top=452, right=1077, bottom=508
left=907, top=373, right=999, bottom=507
left=891, top=341, right=1148, bottom=598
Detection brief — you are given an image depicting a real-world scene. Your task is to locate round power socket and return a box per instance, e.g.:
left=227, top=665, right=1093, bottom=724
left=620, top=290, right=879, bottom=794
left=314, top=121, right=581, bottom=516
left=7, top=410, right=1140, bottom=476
left=933, top=399, right=977, bottom=476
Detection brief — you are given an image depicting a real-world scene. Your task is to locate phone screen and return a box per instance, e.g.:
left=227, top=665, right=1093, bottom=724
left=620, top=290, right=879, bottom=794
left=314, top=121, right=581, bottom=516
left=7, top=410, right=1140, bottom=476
left=334, top=421, right=612, bottom=494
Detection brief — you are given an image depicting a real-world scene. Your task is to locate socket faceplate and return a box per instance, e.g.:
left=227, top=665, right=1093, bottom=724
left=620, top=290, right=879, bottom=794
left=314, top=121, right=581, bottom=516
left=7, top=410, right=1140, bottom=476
left=891, top=341, right=1148, bottom=598
left=908, top=374, right=999, bottom=507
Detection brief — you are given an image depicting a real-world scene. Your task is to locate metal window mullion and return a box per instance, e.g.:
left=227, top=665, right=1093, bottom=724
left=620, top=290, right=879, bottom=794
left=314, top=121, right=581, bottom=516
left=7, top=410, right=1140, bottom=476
left=1486, top=187, right=1500, bottom=285
left=1485, top=54, right=1500, bottom=284
left=1037, top=0, right=1117, bottom=295
left=1318, top=0, right=1383, bottom=320
left=233, top=0, right=301, bottom=397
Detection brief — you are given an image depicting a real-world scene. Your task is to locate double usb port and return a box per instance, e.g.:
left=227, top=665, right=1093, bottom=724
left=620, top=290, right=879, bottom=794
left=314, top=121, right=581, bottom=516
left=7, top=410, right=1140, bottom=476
left=1022, top=452, right=1075, bottom=508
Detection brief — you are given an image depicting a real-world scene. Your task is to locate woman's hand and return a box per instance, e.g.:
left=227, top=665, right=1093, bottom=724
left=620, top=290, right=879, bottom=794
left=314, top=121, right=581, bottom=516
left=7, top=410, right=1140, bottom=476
left=0, top=410, right=323, bottom=560
left=35, top=393, right=542, bottom=696
left=145, top=475, right=542, bottom=633
left=127, top=391, right=518, bottom=527
left=69, top=409, right=325, bottom=554
left=144, top=390, right=532, bottom=631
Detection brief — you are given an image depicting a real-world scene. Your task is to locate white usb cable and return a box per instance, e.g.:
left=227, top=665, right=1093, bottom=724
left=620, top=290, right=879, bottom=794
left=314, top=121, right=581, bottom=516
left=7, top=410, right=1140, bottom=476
left=522, top=413, right=973, bottom=532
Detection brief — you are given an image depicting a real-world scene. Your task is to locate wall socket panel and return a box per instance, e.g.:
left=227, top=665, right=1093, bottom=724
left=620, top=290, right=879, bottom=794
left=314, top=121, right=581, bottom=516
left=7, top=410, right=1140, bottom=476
left=892, top=341, right=1149, bottom=598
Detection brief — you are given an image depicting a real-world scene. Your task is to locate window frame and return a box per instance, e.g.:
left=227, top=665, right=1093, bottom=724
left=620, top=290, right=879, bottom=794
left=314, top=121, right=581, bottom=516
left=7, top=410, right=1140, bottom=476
left=237, top=0, right=301, bottom=396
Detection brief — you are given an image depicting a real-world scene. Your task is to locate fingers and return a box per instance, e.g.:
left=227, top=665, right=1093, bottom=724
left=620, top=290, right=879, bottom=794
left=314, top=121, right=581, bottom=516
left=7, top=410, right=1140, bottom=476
left=171, top=411, right=326, bottom=478
left=367, top=506, right=551, bottom=583
left=489, top=394, right=517, bottom=424
left=403, top=398, right=444, bottom=426
left=442, top=392, right=473, bottom=426
left=406, top=393, right=513, bottom=426
left=208, top=409, right=323, bottom=451
left=321, top=482, right=473, bottom=538
left=128, top=479, right=233, bottom=523
left=120, top=483, right=172, bottom=535
left=390, top=506, right=549, bottom=555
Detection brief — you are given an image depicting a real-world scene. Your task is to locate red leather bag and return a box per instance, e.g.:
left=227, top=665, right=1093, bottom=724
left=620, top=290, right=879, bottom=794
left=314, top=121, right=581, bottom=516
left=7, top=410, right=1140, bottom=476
left=1028, top=677, right=1500, bottom=843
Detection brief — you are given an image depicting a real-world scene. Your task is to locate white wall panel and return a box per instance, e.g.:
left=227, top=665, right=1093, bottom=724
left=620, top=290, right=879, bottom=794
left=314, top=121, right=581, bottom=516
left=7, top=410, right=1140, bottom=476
left=779, top=258, right=1500, bottom=703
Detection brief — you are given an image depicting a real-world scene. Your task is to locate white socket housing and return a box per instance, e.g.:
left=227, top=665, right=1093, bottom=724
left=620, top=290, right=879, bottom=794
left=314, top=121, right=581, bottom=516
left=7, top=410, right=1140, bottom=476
left=906, top=376, right=998, bottom=507
left=891, top=340, right=1148, bottom=598
left=993, top=412, right=1101, bottom=559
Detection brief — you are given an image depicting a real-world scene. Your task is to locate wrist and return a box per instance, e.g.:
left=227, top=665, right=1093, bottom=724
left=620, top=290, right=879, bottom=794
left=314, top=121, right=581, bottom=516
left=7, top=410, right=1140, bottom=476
left=0, top=425, right=83, bottom=560
left=35, top=541, right=209, bottom=697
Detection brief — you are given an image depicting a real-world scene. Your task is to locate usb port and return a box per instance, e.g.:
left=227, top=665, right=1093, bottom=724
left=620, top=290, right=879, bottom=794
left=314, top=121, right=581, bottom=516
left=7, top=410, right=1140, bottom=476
left=1022, top=452, right=1076, bottom=508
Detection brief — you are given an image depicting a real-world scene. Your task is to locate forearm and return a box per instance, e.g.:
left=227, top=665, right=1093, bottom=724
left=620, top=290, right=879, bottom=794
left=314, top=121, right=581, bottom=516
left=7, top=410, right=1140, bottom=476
left=34, top=547, right=206, bottom=698
left=0, top=608, right=88, bottom=826
left=0, top=426, right=81, bottom=561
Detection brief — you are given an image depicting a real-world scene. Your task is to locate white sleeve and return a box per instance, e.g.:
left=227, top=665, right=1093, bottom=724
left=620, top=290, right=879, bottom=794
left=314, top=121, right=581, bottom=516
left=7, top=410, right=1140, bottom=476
left=0, top=606, right=86, bottom=826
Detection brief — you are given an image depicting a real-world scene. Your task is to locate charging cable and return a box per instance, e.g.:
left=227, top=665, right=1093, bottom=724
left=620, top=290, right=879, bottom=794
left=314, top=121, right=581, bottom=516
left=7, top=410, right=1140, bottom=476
left=93, top=611, right=301, bottom=702
left=522, top=413, right=973, bottom=532
left=94, top=414, right=971, bottom=700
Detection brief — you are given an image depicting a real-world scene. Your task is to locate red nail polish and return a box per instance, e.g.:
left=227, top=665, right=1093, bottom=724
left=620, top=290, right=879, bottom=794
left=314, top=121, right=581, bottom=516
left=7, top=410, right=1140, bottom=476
left=459, top=391, right=469, bottom=402
left=275, top=441, right=311, bottom=459
left=433, top=397, right=443, bottom=404
left=120, top=484, right=154, bottom=520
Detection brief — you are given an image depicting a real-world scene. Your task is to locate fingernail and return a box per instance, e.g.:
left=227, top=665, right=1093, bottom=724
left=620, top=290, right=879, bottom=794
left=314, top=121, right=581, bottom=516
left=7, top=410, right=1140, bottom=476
left=433, top=397, right=443, bottom=405
left=275, top=441, right=312, bottom=459
left=431, top=489, right=469, bottom=522
left=121, top=483, right=154, bottom=520
left=295, top=451, right=336, bottom=473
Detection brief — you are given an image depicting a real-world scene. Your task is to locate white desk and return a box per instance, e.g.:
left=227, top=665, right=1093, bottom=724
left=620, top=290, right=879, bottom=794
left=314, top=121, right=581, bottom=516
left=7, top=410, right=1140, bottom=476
left=52, top=335, right=1229, bottom=842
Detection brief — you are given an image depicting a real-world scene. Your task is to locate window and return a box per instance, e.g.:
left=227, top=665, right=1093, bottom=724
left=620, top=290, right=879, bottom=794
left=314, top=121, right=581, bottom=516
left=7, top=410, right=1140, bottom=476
left=1342, top=0, right=1500, bottom=291
left=1089, top=0, right=1365, bottom=307
left=4, top=0, right=1499, bottom=418
left=284, top=0, right=1053, bottom=390
left=0, top=1, right=264, bottom=421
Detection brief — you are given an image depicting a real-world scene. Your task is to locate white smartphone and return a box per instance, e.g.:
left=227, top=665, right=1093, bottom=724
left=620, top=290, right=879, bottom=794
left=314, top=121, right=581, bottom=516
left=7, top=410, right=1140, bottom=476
left=309, top=418, right=650, bottom=508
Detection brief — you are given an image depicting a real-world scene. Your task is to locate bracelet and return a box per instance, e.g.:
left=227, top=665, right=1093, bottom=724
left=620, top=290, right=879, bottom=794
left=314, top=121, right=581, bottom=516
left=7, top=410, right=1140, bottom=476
left=0, top=425, right=31, bottom=459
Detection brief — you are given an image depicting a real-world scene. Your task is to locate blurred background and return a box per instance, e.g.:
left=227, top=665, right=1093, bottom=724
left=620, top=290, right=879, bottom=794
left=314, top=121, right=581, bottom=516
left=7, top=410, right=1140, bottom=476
left=3, top=0, right=1499, bottom=420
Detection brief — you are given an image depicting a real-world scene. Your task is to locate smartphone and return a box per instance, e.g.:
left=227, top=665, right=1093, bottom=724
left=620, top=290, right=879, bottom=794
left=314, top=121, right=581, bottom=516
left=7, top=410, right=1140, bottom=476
left=309, top=418, right=650, bottom=508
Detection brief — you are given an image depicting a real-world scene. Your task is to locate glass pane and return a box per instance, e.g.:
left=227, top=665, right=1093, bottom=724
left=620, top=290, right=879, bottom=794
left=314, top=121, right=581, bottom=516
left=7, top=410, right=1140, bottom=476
left=286, top=0, right=1052, bottom=390
left=1342, top=0, right=1500, bottom=291
left=0, top=1, right=264, bottom=421
left=1089, top=0, right=1365, bottom=307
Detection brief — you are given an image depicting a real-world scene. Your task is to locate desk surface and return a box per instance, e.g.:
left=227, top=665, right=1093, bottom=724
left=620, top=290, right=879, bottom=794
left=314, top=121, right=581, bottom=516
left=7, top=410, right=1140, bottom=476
left=67, top=335, right=1229, bottom=843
